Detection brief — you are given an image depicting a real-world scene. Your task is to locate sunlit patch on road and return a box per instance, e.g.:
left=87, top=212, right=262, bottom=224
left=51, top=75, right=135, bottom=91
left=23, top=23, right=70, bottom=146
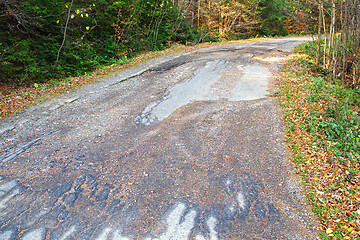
left=135, top=59, right=271, bottom=126
left=134, top=60, right=228, bottom=126
left=230, top=63, right=270, bottom=101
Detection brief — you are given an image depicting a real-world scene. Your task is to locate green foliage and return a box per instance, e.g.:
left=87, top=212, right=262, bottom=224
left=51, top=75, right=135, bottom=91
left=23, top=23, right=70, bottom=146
left=0, top=38, right=36, bottom=83
left=1, top=0, right=321, bottom=84
left=297, top=36, right=360, bottom=88
left=256, top=0, right=290, bottom=36
left=278, top=51, right=360, bottom=239
left=318, top=86, right=360, bottom=160
left=297, top=42, right=360, bottom=162
left=1, top=0, right=211, bottom=85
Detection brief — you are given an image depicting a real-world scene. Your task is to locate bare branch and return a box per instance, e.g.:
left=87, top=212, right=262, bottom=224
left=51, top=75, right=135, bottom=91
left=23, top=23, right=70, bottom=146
left=56, top=0, right=74, bottom=63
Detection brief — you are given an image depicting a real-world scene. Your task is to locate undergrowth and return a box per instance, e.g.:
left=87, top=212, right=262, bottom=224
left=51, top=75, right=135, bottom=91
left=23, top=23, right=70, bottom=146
left=277, top=47, right=360, bottom=239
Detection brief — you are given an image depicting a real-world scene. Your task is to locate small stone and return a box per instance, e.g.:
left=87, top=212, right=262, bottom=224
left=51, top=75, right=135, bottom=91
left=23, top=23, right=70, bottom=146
left=65, top=193, right=78, bottom=206
left=64, top=97, right=79, bottom=103
left=87, top=177, right=96, bottom=187
left=49, top=104, right=63, bottom=111
left=96, top=189, right=110, bottom=202
left=0, top=126, right=15, bottom=135
left=27, top=106, right=38, bottom=112
left=58, top=211, right=69, bottom=221
left=52, top=183, right=72, bottom=198
left=76, top=175, right=86, bottom=183
left=254, top=202, right=267, bottom=218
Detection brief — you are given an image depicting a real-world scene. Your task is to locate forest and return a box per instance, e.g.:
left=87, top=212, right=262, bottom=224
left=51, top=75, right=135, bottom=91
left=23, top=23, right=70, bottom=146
left=1, top=0, right=357, bottom=86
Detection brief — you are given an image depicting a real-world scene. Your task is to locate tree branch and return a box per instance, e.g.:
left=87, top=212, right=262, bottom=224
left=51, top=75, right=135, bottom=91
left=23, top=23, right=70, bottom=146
left=56, top=0, right=73, bottom=63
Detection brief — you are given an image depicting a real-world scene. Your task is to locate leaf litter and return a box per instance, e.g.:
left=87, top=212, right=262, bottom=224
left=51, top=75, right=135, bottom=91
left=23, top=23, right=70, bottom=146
left=276, top=53, right=360, bottom=239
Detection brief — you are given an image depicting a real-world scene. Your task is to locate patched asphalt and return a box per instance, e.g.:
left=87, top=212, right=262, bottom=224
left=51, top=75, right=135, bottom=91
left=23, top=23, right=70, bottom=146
left=0, top=37, right=319, bottom=239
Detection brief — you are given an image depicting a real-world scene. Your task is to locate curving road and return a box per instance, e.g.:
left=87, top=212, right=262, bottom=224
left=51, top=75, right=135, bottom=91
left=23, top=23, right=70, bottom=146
left=0, top=37, right=319, bottom=239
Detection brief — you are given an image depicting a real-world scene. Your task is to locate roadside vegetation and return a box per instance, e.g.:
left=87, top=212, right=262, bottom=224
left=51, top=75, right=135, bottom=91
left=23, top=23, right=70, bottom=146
left=0, top=0, right=300, bottom=87
left=277, top=1, right=360, bottom=238
left=277, top=43, right=360, bottom=239
left=1, top=0, right=314, bottom=118
left=0, top=41, right=230, bottom=118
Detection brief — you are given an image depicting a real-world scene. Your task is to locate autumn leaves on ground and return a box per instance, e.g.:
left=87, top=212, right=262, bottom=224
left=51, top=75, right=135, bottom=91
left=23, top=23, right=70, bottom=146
left=277, top=50, right=360, bottom=239
left=0, top=42, right=227, bottom=119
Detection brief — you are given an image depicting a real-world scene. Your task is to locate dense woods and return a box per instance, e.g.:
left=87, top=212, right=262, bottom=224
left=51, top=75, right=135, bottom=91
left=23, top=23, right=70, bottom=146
left=0, top=0, right=308, bottom=85
left=315, top=0, right=360, bottom=86
left=0, top=0, right=359, bottom=87
left=298, top=0, right=359, bottom=87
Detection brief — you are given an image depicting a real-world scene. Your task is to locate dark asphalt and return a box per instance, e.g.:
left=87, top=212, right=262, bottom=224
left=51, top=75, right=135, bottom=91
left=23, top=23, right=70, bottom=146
left=0, top=37, right=319, bottom=239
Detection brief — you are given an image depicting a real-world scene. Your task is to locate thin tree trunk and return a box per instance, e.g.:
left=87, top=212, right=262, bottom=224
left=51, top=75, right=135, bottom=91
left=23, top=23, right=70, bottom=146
left=56, top=0, right=74, bottom=63
left=316, top=1, right=323, bottom=66
left=321, top=5, right=327, bottom=68
left=330, top=0, right=336, bottom=80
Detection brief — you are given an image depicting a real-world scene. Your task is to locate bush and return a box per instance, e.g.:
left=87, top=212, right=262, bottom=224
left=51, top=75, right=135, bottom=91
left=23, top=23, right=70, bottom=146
left=1, top=0, right=212, bottom=86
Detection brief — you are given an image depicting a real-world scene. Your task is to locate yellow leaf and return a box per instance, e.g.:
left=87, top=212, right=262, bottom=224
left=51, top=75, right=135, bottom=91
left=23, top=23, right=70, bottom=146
left=81, top=14, right=83, bottom=17
left=344, top=237, right=351, bottom=240
left=347, top=228, right=354, bottom=232
left=76, top=9, right=79, bottom=14
left=56, top=20, right=59, bottom=24
left=326, top=228, right=333, bottom=234
left=86, top=13, right=89, bottom=17
left=71, top=15, right=74, bottom=19
left=93, top=3, right=96, bottom=6
left=86, top=26, right=90, bottom=30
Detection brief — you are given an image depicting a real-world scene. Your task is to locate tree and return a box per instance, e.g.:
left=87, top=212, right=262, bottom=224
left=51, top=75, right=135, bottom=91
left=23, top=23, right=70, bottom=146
left=315, top=0, right=360, bottom=86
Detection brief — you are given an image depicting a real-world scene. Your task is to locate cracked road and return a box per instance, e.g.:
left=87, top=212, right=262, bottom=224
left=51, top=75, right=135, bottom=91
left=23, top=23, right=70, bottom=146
left=0, top=37, right=319, bottom=239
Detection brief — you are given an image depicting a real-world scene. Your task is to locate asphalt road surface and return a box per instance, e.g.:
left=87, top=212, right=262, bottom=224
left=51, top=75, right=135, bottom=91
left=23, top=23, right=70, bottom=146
left=0, top=37, right=319, bottom=240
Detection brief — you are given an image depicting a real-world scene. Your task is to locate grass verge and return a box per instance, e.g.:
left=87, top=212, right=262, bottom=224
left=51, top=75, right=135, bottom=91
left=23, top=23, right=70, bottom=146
left=276, top=48, right=360, bottom=239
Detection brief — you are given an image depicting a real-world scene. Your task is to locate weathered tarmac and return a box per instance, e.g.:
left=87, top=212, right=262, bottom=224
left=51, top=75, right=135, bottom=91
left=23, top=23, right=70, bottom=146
left=0, top=37, right=319, bottom=239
